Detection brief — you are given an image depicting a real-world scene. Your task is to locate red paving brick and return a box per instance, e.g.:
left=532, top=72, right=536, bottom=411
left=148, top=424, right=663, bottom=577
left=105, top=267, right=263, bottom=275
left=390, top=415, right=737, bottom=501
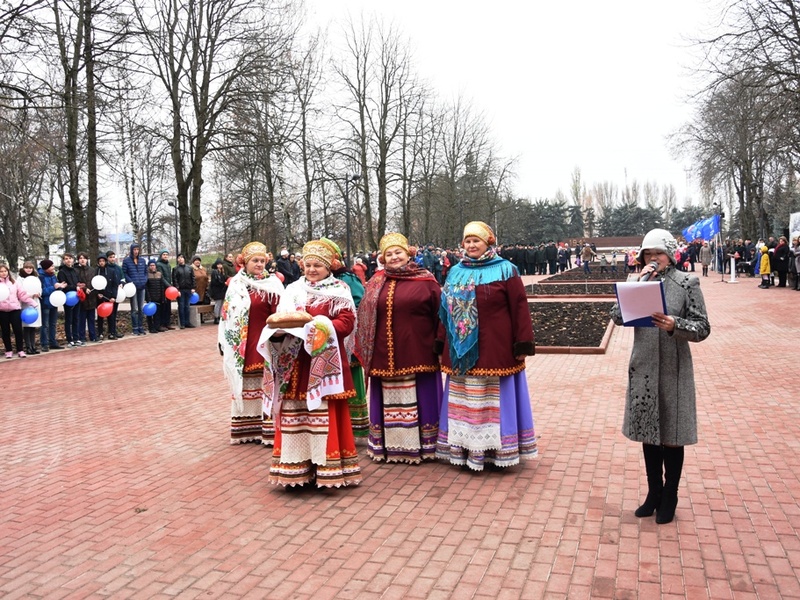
left=2, top=273, right=800, bottom=598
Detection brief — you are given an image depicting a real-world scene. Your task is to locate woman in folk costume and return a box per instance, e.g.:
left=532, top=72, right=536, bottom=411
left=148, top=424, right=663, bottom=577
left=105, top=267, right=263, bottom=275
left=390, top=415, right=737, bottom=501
left=319, top=237, right=369, bottom=442
left=263, top=240, right=362, bottom=488
left=355, top=233, right=443, bottom=464
left=219, top=242, right=283, bottom=444
left=436, top=221, right=538, bottom=471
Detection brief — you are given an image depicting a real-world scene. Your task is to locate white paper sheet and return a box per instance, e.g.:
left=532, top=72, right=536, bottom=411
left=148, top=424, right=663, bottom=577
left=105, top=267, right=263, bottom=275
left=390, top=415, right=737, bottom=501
left=614, top=281, right=667, bottom=327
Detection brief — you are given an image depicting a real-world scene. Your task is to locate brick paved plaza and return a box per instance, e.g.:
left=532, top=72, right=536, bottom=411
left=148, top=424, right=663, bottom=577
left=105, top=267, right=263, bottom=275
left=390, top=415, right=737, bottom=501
left=1, top=272, right=798, bottom=599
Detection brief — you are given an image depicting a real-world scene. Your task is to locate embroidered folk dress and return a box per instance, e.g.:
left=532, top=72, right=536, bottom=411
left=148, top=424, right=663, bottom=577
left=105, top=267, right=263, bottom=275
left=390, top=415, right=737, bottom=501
left=357, top=267, right=443, bottom=464
left=219, top=272, right=281, bottom=444
left=269, top=277, right=362, bottom=488
left=436, top=255, right=537, bottom=471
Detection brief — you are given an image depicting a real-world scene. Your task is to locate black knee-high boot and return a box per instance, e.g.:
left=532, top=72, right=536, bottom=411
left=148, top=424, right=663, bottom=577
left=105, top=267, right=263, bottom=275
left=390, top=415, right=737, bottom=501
left=656, top=446, right=684, bottom=524
left=635, top=444, right=663, bottom=517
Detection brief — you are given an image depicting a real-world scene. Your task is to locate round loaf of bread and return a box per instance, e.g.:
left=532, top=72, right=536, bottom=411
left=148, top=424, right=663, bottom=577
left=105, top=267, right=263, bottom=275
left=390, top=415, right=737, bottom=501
left=266, top=310, right=313, bottom=329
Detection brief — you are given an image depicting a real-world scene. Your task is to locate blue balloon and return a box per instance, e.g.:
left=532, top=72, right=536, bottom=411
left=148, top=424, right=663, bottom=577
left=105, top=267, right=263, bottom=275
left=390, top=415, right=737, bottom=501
left=190, top=292, right=200, bottom=304
left=21, top=307, right=39, bottom=324
left=142, top=302, right=158, bottom=316
left=65, top=291, right=79, bottom=306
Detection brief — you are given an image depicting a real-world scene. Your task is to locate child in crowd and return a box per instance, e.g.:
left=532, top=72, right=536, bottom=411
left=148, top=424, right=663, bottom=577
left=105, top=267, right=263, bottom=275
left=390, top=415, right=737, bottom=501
left=599, top=254, right=609, bottom=273
left=18, top=261, right=42, bottom=354
left=38, top=259, right=64, bottom=351
left=758, top=246, right=771, bottom=289
left=57, top=253, right=80, bottom=346
left=0, top=263, right=31, bottom=358
left=95, top=254, right=120, bottom=340
left=145, top=259, right=166, bottom=333
left=105, top=251, right=125, bottom=339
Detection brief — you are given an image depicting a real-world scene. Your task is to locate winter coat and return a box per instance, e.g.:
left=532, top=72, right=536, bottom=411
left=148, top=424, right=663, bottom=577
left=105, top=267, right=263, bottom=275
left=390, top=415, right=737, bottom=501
left=57, top=264, right=79, bottom=293
left=759, top=251, right=771, bottom=276
left=145, top=271, right=166, bottom=303
left=0, top=276, right=32, bottom=312
left=699, top=246, right=712, bottom=266
left=209, top=264, right=228, bottom=301
left=193, top=264, right=209, bottom=301
left=156, top=258, right=173, bottom=286
left=75, top=263, right=98, bottom=310
left=17, top=274, right=42, bottom=327
left=773, top=242, right=791, bottom=274
left=39, top=269, right=59, bottom=308
left=95, top=264, right=121, bottom=303
left=172, top=263, right=195, bottom=290
left=611, top=267, right=710, bottom=446
left=122, top=244, right=148, bottom=291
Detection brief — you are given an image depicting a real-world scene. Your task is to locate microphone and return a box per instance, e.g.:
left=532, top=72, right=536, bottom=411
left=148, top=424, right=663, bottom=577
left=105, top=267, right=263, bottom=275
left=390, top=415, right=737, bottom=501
left=640, top=261, right=659, bottom=282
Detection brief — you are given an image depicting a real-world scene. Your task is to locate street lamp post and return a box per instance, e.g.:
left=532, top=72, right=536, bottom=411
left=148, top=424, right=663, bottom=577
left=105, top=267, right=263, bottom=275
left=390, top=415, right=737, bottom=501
left=167, top=200, right=179, bottom=257
left=344, top=173, right=361, bottom=267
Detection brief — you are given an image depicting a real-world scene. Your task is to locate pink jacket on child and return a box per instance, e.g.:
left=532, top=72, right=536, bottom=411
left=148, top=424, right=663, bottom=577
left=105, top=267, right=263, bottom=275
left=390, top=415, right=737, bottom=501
left=0, top=276, right=32, bottom=312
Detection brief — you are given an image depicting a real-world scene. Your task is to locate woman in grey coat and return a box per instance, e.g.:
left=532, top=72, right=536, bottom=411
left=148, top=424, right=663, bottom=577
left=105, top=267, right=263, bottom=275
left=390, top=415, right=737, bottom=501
left=611, top=229, right=711, bottom=524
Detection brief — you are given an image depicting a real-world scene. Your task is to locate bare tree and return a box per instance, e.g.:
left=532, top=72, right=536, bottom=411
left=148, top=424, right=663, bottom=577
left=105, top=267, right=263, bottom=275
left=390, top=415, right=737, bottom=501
left=130, top=0, right=291, bottom=256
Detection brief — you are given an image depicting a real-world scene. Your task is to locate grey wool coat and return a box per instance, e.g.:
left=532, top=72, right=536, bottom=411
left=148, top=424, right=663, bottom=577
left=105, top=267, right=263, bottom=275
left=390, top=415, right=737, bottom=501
left=611, top=267, right=711, bottom=446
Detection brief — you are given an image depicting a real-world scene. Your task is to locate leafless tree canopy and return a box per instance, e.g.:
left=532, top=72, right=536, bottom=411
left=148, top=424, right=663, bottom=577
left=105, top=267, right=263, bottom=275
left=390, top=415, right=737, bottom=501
left=12, top=2, right=792, bottom=264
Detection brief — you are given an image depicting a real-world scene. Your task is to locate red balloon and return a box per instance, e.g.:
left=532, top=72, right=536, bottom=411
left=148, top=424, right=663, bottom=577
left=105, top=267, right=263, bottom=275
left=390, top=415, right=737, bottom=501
left=165, top=286, right=180, bottom=300
left=683, top=261, right=690, bottom=269
left=96, top=302, right=114, bottom=318
left=275, top=271, right=285, bottom=282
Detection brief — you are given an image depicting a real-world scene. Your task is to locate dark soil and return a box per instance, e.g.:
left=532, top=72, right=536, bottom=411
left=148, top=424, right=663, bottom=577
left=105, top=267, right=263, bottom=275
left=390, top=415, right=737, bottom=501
left=527, top=282, right=616, bottom=296
left=542, top=267, right=631, bottom=282
left=529, top=301, right=614, bottom=347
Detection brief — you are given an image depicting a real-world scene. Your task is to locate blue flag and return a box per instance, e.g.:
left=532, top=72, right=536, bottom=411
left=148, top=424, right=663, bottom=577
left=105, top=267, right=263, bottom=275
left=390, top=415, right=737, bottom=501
left=682, top=214, right=720, bottom=242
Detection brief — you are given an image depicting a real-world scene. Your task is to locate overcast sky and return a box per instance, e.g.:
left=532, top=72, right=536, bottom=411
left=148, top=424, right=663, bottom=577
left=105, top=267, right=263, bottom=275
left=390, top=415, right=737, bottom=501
left=305, top=0, right=717, bottom=206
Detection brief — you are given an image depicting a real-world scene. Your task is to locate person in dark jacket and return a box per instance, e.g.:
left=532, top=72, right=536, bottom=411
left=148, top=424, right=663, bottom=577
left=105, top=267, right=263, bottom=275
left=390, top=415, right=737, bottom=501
left=145, top=259, right=166, bottom=333
left=95, top=254, right=120, bottom=340
left=773, top=236, right=791, bottom=287
left=222, top=253, right=237, bottom=278
left=208, top=258, right=227, bottom=324
left=122, top=243, right=148, bottom=335
left=545, top=241, right=558, bottom=275
left=156, top=250, right=173, bottom=329
left=57, top=253, right=80, bottom=346
left=275, top=249, right=294, bottom=286
left=38, top=260, right=64, bottom=350
left=75, top=252, right=99, bottom=344
left=105, top=251, right=125, bottom=338
left=172, top=254, right=196, bottom=328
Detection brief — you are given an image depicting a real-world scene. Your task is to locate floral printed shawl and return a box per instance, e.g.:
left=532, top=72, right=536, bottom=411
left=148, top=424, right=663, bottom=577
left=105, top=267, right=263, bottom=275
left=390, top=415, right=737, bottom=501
left=440, top=247, right=518, bottom=375
left=218, top=270, right=283, bottom=411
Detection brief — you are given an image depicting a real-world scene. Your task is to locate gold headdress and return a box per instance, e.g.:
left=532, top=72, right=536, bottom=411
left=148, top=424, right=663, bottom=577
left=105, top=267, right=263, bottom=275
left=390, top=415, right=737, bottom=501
left=302, top=240, right=336, bottom=269
left=241, top=241, right=267, bottom=265
left=462, top=221, right=496, bottom=246
left=379, top=232, right=410, bottom=259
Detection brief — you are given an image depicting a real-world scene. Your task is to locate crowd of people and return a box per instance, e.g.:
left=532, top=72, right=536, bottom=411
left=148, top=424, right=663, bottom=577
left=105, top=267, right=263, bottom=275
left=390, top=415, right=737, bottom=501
left=0, top=245, right=225, bottom=358
left=217, top=222, right=538, bottom=491
left=2, top=223, right=724, bottom=525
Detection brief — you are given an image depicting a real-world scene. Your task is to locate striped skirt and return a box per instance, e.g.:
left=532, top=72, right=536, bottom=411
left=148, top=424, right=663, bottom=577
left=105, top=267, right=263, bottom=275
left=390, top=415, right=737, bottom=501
left=230, top=372, right=274, bottom=445
left=367, top=372, right=442, bottom=464
left=269, top=398, right=362, bottom=488
left=435, top=371, right=537, bottom=471
left=349, top=362, right=369, bottom=442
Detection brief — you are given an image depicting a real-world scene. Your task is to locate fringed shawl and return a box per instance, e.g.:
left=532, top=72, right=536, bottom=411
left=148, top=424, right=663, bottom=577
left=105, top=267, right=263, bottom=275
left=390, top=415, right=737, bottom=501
left=219, top=271, right=283, bottom=411
left=355, top=262, right=437, bottom=376
left=439, top=248, right=518, bottom=375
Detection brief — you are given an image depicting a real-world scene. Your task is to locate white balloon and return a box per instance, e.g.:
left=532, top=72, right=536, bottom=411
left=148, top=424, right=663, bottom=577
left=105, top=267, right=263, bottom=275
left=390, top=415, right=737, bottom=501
left=0, top=285, right=8, bottom=302
left=22, top=276, right=42, bottom=296
left=91, top=275, right=107, bottom=290
left=49, top=290, right=67, bottom=307
left=115, top=287, right=126, bottom=303
left=123, top=282, right=136, bottom=298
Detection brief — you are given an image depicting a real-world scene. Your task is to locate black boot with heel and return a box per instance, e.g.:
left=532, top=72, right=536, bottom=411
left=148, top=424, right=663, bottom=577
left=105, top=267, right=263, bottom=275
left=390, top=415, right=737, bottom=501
left=635, top=443, right=663, bottom=518
left=656, top=446, right=684, bottom=524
